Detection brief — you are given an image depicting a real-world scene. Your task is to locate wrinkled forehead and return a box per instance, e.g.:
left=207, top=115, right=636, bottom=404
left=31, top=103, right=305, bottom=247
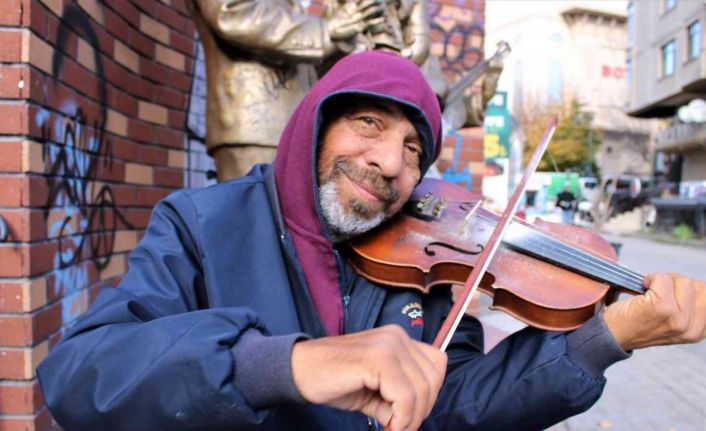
left=321, top=95, right=421, bottom=140
left=324, top=95, right=406, bottom=122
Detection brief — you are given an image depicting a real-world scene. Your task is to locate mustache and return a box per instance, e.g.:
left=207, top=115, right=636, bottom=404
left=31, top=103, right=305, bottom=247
left=328, top=157, right=400, bottom=206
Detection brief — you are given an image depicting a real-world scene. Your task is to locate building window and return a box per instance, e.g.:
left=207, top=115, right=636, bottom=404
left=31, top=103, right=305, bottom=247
left=662, top=40, right=676, bottom=76
left=547, top=60, right=563, bottom=102
left=627, top=3, right=634, bottom=48
left=626, top=57, right=632, bottom=91
left=664, top=0, right=677, bottom=12
left=689, top=21, right=701, bottom=60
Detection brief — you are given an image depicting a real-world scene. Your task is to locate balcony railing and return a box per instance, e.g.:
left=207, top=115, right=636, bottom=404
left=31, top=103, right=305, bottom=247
left=655, top=123, right=706, bottom=152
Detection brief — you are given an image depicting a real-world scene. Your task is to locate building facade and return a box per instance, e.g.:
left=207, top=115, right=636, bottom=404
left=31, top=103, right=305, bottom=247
left=486, top=0, right=659, bottom=182
left=627, top=0, right=706, bottom=235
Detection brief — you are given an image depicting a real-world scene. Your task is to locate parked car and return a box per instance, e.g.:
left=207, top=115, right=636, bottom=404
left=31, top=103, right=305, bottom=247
left=606, top=175, right=661, bottom=214
left=575, top=175, right=663, bottom=224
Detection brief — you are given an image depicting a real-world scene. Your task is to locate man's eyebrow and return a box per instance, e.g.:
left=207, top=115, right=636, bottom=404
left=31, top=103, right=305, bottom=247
left=405, top=128, right=421, bottom=143
left=348, top=100, right=402, bottom=118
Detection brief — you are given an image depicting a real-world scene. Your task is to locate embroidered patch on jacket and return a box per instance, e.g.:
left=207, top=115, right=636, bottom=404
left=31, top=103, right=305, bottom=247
left=401, top=302, right=424, bottom=327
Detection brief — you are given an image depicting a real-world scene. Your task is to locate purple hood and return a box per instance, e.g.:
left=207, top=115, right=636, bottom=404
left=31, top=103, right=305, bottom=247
left=274, top=51, right=442, bottom=336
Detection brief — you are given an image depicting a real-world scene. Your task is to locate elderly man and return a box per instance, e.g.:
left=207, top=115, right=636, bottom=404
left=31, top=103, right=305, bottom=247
left=38, top=51, right=706, bottom=431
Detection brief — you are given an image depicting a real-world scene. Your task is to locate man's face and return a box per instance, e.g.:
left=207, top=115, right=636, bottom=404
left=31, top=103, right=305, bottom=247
left=317, top=98, right=423, bottom=240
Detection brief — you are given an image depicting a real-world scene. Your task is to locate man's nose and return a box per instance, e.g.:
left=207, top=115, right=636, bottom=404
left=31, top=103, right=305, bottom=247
left=364, top=136, right=405, bottom=178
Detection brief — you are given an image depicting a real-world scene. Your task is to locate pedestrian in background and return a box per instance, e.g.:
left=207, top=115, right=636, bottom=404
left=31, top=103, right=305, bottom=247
left=557, top=183, right=578, bottom=224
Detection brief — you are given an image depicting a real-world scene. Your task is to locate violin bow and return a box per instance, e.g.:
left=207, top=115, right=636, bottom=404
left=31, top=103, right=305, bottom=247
left=432, top=115, right=558, bottom=351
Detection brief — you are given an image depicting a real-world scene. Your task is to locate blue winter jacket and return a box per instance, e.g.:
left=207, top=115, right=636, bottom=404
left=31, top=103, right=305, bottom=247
left=37, top=165, right=629, bottom=431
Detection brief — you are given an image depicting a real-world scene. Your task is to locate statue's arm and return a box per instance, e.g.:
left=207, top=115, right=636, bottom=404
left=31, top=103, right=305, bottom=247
left=401, top=0, right=430, bottom=65
left=194, top=0, right=334, bottom=62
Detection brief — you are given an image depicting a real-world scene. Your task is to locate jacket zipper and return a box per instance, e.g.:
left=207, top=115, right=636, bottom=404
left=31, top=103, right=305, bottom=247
left=335, top=249, right=376, bottom=429
left=342, top=278, right=354, bottom=329
left=334, top=249, right=356, bottom=333
left=367, top=416, right=380, bottom=430
left=335, top=249, right=375, bottom=431
left=333, top=249, right=349, bottom=333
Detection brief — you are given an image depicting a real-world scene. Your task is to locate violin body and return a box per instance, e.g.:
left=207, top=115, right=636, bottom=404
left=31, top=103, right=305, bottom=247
left=349, top=179, right=625, bottom=331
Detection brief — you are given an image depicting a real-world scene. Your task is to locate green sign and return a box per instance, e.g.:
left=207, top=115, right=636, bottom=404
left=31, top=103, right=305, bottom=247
left=483, top=91, right=511, bottom=160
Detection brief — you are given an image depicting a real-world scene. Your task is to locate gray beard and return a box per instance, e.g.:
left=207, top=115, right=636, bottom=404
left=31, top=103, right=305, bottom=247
left=319, top=181, right=387, bottom=243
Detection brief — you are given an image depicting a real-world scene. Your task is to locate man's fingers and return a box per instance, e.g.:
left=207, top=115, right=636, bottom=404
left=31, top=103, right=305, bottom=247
left=643, top=273, right=673, bottom=309
left=645, top=273, right=703, bottom=343
left=395, top=343, right=433, bottom=430
left=358, top=326, right=418, bottom=431
left=291, top=325, right=448, bottom=430
left=387, top=333, right=446, bottom=430
left=670, top=275, right=697, bottom=341
left=361, top=396, right=393, bottom=429
left=367, top=326, right=446, bottom=431
left=378, top=359, right=417, bottom=431
left=408, top=341, right=446, bottom=417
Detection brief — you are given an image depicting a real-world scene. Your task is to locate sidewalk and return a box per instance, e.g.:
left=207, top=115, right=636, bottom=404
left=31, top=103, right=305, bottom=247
left=475, top=233, right=706, bottom=431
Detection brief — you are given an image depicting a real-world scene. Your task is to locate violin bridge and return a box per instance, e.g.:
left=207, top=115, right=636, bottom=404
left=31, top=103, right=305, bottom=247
left=458, top=199, right=483, bottom=238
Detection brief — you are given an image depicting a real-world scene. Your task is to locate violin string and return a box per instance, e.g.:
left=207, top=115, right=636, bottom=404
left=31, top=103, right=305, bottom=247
left=475, top=211, right=644, bottom=281
left=472, top=212, right=645, bottom=291
left=432, top=201, right=646, bottom=289
left=510, top=221, right=643, bottom=280
left=514, top=235, right=645, bottom=292
left=514, top=232, right=645, bottom=292
left=519, top=237, right=645, bottom=291
left=529, top=235, right=644, bottom=284
left=511, top=227, right=645, bottom=288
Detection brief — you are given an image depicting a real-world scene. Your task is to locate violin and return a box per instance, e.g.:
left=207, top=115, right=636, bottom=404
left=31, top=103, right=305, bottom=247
left=348, top=178, right=646, bottom=332
left=351, top=117, right=648, bottom=431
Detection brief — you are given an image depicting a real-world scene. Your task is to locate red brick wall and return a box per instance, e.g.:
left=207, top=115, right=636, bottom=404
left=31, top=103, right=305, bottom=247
left=430, top=0, right=486, bottom=194
left=0, top=1, right=483, bottom=429
left=0, top=0, right=206, bottom=429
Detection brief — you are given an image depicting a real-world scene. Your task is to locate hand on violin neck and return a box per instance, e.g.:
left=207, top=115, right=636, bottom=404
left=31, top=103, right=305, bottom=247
left=291, top=325, right=447, bottom=431
left=603, top=273, right=706, bottom=351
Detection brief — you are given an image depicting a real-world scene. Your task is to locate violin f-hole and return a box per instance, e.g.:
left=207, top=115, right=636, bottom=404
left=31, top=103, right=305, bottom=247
left=424, top=241, right=484, bottom=257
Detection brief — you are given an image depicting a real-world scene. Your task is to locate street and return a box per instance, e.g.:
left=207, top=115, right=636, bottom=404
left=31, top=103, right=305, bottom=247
left=478, top=234, right=706, bottom=431
left=551, top=234, right=706, bottom=431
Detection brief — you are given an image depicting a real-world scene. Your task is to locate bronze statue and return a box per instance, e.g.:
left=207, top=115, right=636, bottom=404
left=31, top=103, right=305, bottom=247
left=189, top=0, right=385, bottom=181
left=326, top=0, right=430, bottom=66
left=190, top=0, right=498, bottom=180
left=434, top=42, right=508, bottom=131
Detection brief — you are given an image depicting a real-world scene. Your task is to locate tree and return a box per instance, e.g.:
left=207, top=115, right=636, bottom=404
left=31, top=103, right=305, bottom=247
left=518, top=99, right=601, bottom=174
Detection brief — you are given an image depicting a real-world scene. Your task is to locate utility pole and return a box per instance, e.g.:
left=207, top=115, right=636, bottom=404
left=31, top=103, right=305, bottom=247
left=585, top=112, right=594, bottom=177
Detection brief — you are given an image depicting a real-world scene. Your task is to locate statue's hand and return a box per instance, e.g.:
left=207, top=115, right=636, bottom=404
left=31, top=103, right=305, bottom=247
left=326, top=0, right=386, bottom=41
left=401, top=32, right=430, bottom=66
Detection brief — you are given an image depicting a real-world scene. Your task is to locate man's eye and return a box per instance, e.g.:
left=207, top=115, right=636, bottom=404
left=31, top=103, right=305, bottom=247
left=360, top=116, right=376, bottom=127
left=405, top=143, right=422, bottom=167
left=405, top=144, right=421, bottom=155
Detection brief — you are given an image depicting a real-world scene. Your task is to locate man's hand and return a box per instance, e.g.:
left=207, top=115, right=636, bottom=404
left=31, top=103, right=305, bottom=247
left=291, top=325, right=447, bottom=431
left=326, top=0, right=386, bottom=41
left=603, top=273, right=706, bottom=351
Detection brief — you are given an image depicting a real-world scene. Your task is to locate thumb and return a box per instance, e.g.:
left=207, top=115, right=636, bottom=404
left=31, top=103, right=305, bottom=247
left=361, top=397, right=393, bottom=429
left=643, top=273, right=676, bottom=302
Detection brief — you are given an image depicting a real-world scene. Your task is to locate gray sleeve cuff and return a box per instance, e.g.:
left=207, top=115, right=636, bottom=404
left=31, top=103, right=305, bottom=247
left=232, top=329, right=311, bottom=409
left=566, top=314, right=631, bottom=377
